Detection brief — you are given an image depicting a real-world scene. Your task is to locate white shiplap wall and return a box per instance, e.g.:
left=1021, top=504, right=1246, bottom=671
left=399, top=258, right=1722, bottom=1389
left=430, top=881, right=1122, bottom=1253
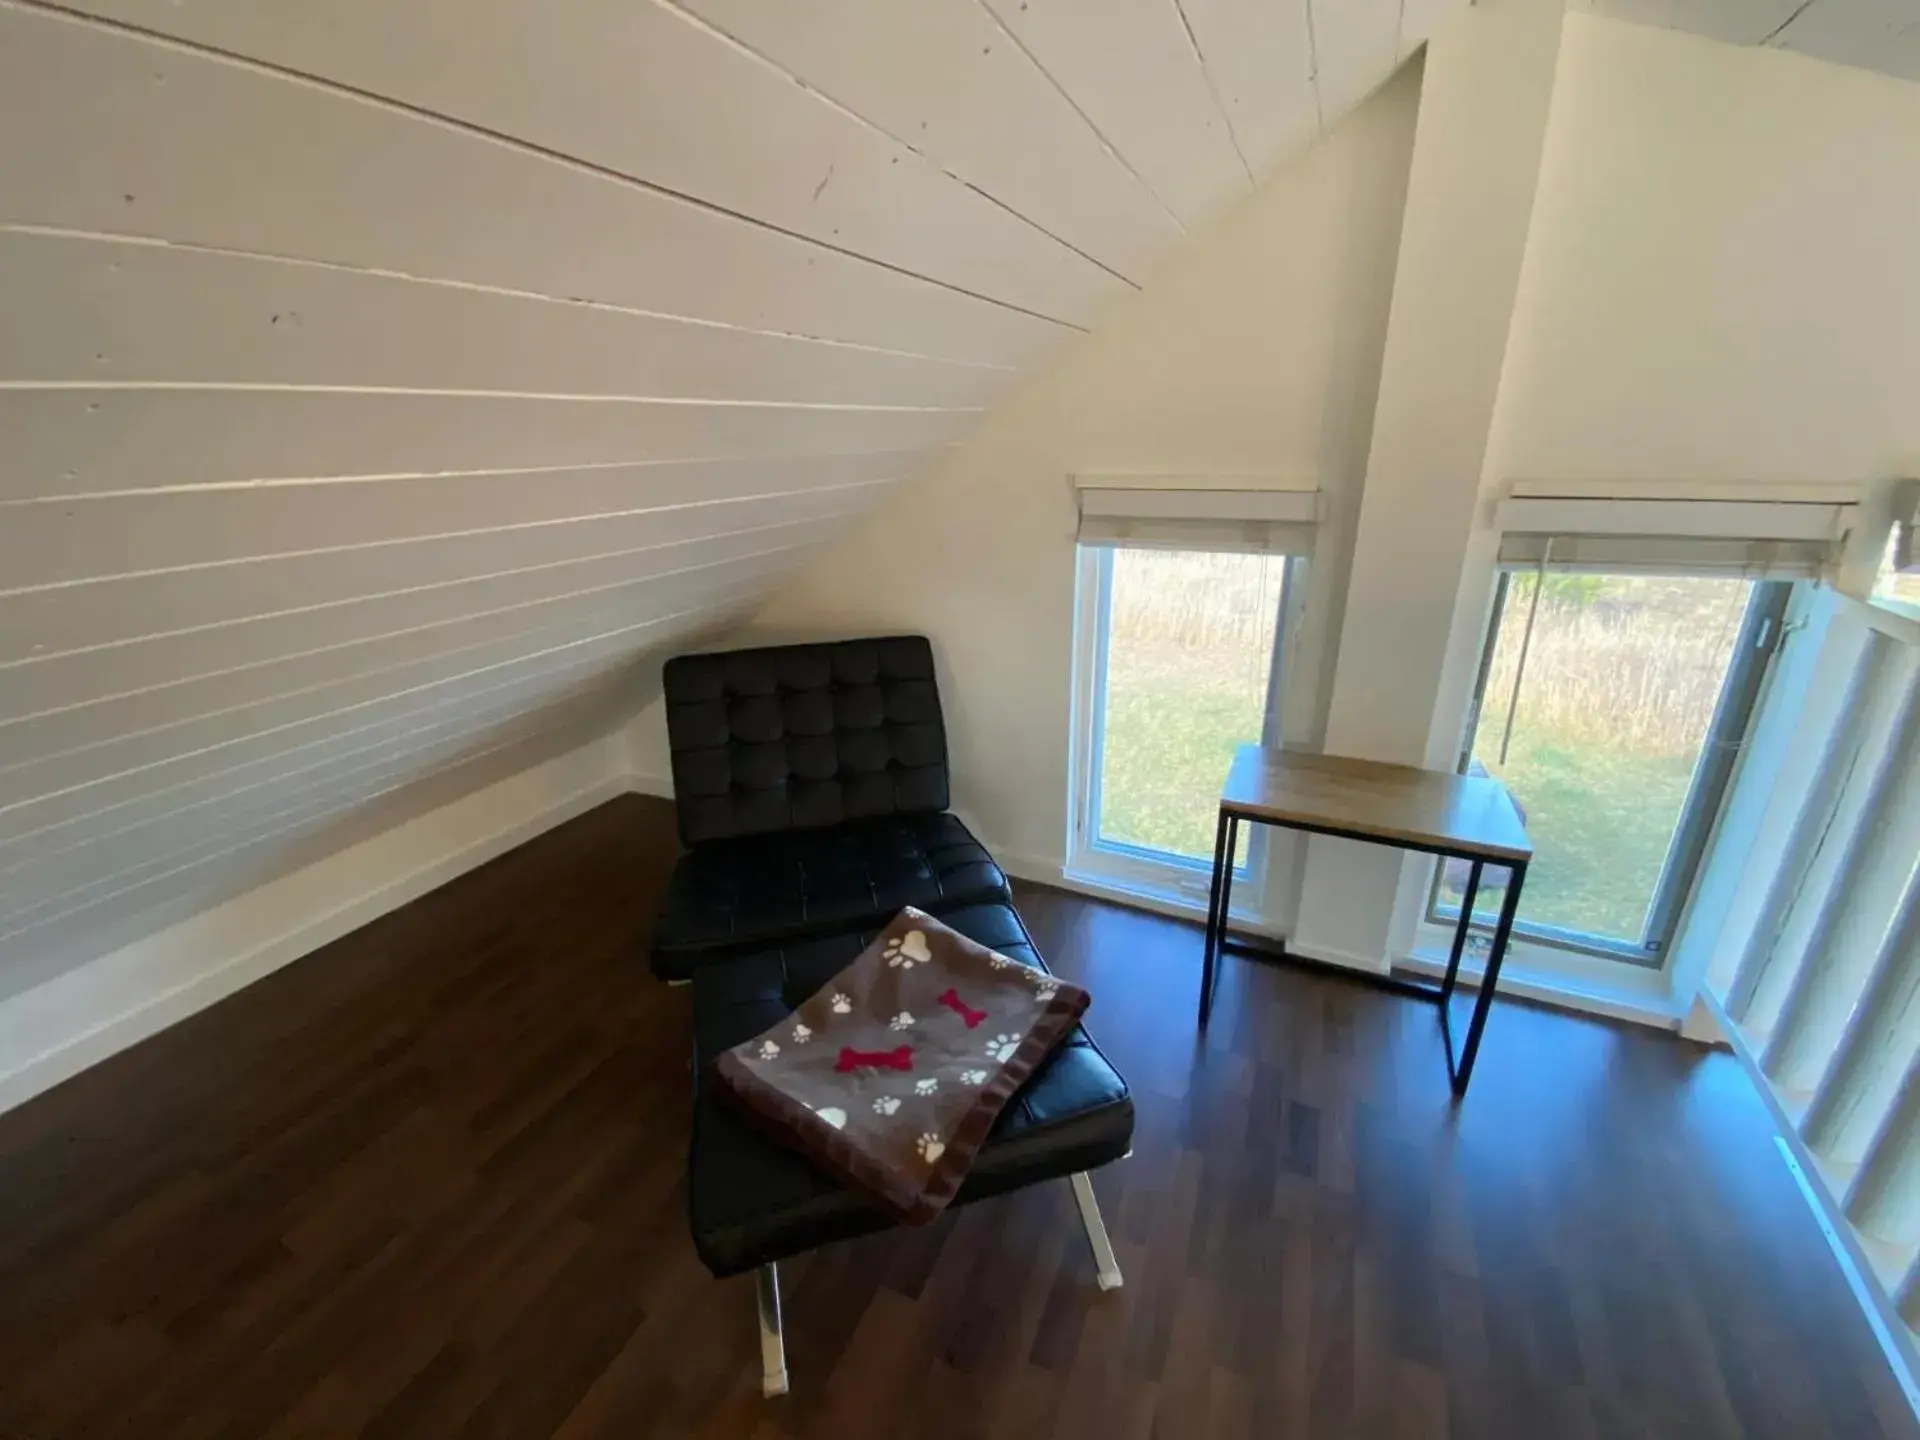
left=0, top=0, right=1447, bottom=994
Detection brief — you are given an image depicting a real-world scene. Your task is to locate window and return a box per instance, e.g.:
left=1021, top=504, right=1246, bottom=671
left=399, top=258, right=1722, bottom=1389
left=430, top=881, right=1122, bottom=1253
left=1430, top=571, right=1791, bottom=965
left=1873, top=526, right=1920, bottom=618
left=1067, top=545, right=1302, bottom=904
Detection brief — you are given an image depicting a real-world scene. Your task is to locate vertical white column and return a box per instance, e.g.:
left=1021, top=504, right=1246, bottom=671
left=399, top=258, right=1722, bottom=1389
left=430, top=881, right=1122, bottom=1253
left=1290, top=0, right=1566, bottom=971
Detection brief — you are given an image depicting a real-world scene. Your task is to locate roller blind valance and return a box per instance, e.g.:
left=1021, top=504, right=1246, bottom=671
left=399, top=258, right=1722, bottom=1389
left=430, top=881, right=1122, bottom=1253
left=1493, top=494, right=1855, bottom=579
left=1073, top=477, right=1319, bottom=556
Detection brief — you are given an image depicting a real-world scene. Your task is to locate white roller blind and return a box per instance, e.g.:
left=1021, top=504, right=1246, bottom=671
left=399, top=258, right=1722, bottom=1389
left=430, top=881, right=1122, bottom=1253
left=1073, top=479, right=1318, bottom=555
left=1494, top=495, right=1853, bottom=578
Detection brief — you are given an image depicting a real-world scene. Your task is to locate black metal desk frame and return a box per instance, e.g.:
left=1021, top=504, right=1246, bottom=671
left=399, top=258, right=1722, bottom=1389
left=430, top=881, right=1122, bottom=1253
left=1199, top=809, right=1528, bottom=1097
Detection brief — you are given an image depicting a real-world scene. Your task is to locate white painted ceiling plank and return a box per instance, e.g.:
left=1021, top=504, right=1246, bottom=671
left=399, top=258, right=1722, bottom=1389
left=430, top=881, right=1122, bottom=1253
left=0, top=567, right=768, bottom=774
left=2, top=676, right=654, bottom=938
left=0, top=8, right=1065, bottom=367
left=2, top=686, right=621, bottom=919
left=0, top=587, right=807, bottom=889
left=0, top=533, right=814, bottom=727
left=0, top=637, right=718, bottom=859
left=1310, top=0, right=1405, bottom=126
left=0, top=617, right=659, bottom=845
left=673, top=0, right=1179, bottom=282
left=0, top=594, right=778, bottom=912
left=979, top=0, right=1252, bottom=229
left=1577, top=0, right=1813, bottom=47
left=1175, top=0, right=1322, bottom=179
left=0, top=231, right=1010, bottom=409
left=0, top=682, right=639, bottom=985
left=0, top=485, right=871, bottom=698
left=3, top=683, right=588, bottom=898
left=0, top=389, right=967, bottom=503
left=0, top=668, right=641, bottom=897
left=52, top=0, right=1122, bottom=323
left=0, top=503, right=861, bottom=670
left=0, top=451, right=914, bottom=593
left=0, top=598, right=729, bottom=815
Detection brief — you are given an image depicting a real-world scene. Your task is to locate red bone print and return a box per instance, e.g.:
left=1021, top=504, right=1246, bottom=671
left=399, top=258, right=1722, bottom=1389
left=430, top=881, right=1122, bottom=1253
left=835, top=1044, right=914, bottom=1073
left=937, top=988, right=988, bottom=1029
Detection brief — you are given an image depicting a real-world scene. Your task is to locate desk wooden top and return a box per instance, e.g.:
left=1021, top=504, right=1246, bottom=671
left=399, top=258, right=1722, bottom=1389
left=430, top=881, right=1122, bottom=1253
left=1219, top=746, right=1533, bottom=862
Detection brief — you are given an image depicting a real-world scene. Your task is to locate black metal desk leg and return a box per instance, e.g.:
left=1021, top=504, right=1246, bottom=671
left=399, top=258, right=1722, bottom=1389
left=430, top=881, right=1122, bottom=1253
left=1439, top=859, right=1483, bottom=1007
left=1452, top=861, right=1525, bottom=1096
left=1198, top=808, right=1231, bottom=1027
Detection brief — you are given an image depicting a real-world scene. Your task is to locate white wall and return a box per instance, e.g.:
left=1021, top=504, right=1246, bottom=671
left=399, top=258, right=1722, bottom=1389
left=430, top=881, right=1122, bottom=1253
left=633, top=62, right=1425, bottom=874
left=1489, top=13, right=1920, bottom=490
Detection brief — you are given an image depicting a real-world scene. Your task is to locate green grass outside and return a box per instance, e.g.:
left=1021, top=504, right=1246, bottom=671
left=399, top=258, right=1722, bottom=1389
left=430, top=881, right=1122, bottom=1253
left=1097, top=669, right=1260, bottom=865
left=1457, top=738, right=1697, bottom=942
left=1096, top=642, right=1701, bottom=947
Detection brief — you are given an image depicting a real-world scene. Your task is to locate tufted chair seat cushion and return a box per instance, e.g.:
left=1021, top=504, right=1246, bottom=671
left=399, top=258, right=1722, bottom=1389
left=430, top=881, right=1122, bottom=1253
left=649, top=812, right=1011, bottom=980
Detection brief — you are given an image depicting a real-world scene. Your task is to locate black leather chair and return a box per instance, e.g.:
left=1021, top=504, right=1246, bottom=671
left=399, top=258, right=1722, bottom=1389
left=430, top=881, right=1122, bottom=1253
left=689, top=902, right=1134, bottom=1394
left=649, top=636, right=1013, bottom=982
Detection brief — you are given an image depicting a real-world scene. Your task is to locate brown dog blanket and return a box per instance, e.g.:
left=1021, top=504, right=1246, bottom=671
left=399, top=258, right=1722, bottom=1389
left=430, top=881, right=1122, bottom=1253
left=713, top=907, right=1090, bottom=1224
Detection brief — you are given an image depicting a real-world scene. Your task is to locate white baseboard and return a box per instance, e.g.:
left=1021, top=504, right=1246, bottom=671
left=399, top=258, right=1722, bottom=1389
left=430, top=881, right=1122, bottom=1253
left=0, top=733, right=630, bottom=1116
left=630, top=771, right=674, bottom=799
left=1285, top=939, right=1393, bottom=975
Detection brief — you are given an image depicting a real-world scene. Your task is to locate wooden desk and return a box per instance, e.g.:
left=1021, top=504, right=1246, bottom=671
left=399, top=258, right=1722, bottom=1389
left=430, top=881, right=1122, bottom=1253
left=1201, top=746, right=1534, bottom=1096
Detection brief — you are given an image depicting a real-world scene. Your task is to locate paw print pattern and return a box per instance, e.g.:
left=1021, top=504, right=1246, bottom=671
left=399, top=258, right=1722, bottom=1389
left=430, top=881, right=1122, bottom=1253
left=960, top=1068, right=989, bottom=1085
left=915, top=1077, right=939, bottom=1095
left=883, top=930, right=933, bottom=969
left=830, top=992, right=852, bottom=1015
left=873, top=1095, right=901, bottom=1116
left=986, top=951, right=1013, bottom=970
left=889, top=1011, right=915, bottom=1032
left=791, top=1022, right=812, bottom=1044
left=985, top=1034, right=1019, bottom=1063
left=916, top=1133, right=945, bottom=1163
left=757, top=1039, right=781, bottom=1061
left=1033, top=982, right=1059, bottom=1002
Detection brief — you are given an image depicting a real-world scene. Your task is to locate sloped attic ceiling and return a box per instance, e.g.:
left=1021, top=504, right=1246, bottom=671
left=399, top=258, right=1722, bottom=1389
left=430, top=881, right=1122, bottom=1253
left=1582, top=0, right=1920, bottom=81
left=0, top=0, right=1452, bottom=979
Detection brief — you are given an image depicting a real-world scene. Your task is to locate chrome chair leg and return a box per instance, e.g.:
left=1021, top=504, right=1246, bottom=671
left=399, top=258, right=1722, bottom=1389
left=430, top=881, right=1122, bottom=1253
left=1069, top=1171, right=1124, bottom=1291
left=756, top=1262, right=788, bottom=1396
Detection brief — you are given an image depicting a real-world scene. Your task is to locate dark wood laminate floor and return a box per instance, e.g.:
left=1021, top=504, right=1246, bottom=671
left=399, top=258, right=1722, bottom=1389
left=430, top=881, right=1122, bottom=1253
left=1, top=794, right=1913, bottom=1439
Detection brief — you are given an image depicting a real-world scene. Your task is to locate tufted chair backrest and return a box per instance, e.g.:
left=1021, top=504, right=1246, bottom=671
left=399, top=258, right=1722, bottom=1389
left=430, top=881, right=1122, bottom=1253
left=661, top=636, right=952, bottom=846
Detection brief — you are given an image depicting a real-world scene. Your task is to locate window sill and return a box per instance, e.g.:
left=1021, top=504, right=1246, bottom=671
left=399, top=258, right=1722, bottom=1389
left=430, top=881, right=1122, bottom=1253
left=1402, top=935, right=1685, bottom=1031
left=1056, top=859, right=1283, bottom=941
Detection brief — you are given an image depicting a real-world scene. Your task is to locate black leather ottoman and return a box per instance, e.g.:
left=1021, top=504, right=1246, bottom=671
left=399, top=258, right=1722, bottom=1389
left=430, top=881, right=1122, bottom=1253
left=688, top=902, right=1134, bottom=1394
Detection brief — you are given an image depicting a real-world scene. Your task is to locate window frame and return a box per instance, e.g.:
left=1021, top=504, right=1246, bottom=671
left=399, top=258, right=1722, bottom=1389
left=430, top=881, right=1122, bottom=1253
left=1425, top=570, right=1794, bottom=966
left=1065, top=543, right=1301, bottom=912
